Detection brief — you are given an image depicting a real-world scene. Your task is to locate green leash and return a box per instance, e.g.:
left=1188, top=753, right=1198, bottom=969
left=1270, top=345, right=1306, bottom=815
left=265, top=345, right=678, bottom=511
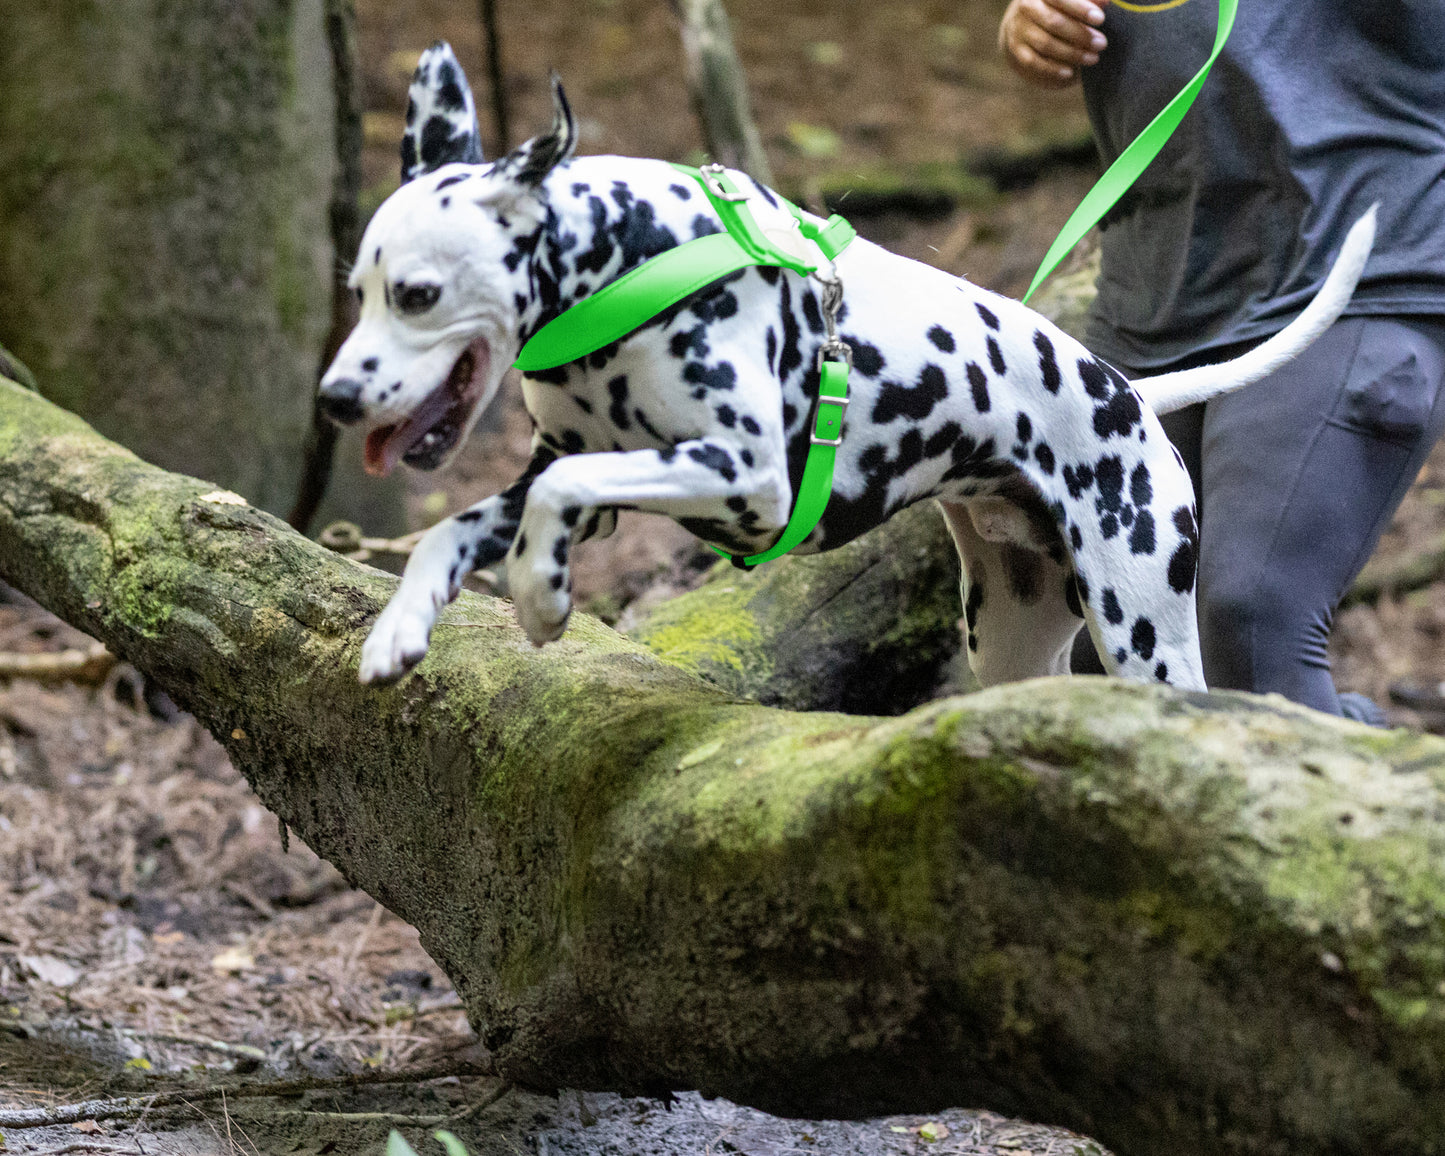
left=514, top=162, right=857, bottom=567
left=1021, top=0, right=1237, bottom=304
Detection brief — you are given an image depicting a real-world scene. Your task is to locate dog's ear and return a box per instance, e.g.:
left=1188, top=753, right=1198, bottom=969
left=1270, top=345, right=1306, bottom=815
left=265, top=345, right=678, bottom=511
left=400, top=41, right=485, bottom=184
left=496, top=73, right=577, bottom=189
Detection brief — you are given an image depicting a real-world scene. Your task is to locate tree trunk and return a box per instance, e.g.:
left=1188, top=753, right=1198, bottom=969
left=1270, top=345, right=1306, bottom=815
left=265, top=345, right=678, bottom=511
left=670, top=0, right=775, bottom=185
left=0, top=0, right=402, bottom=532
left=3, top=378, right=1445, bottom=1156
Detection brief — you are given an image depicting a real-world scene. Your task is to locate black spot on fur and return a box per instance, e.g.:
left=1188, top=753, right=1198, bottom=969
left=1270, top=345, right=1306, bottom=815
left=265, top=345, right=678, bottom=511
left=925, top=421, right=961, bottom=458
left=966, top=362, right=990, bottom=413
left=670, top=183, right=693, bottom=199
left=435, top=172, right=469, bottom=191
left=1034, top=443, right=1056, bottom=474
left=726, top=496, right=748, bottom=513
left=688, top=444, right=737, bottom=483
left=987, top=337, right=1007, bottom=376
left=1102, top=587, right=1123, bottom=625
left=1154, top=662, right=1169, bottom=682
left=683, top=361, right=737, bottom=392
left=561, top=505, right=582, bottom=528
left=715, top=404, right=737, bottom=428
left=435, top=59, right=467, bottom=111
left=1035, top=330, right=1061, bottom=393
left=873, top=364, right=949, bottom=423
left=741, top=416, right=761, bottom=436
left=514, top=532, right=528, bottom=557
left=964, top=581, right=984, bottom=651
left=1079, top=359, right=1111, bottom=400
left=765, top=327, right=778, bottom=375
left=1168, top=506, right=1199, bottom=593
left=553, top=536, right=569, bottom=566
left=1094, top=386, right=1143, bottom=441
left=670, top=325, right=709, bottom=360
left=846, top=339, right=885, bottom=378
left=801, top=291, right=825, bottom=335
left=1128, top=509, right=1156, bottom=556
left=1131, top=618, right=1156, bottom=661
left=1003, top=546, right=1042, bottom=604
left=1063, top=463, right=1095, bottom=499
left=976, top=302, right=1000, bottom=330
left=927, top=325, right=956, bottom=353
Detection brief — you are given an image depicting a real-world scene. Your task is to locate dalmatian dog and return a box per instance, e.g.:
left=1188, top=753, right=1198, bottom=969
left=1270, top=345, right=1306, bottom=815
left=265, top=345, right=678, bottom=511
left=320, top=42, right=1374, bottom=691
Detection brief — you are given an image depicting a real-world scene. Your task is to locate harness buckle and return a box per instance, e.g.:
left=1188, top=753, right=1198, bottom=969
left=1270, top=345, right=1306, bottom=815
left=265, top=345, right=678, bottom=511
left=810, top=393, right=850, bottom=447
left=699, top=163, right=749, bottom=203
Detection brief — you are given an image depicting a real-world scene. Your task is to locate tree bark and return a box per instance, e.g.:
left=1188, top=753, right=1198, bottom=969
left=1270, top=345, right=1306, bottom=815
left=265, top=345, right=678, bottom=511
left=0, top=0, right=402, bottom=532
left=3, top=377, right=1445, bottom=1156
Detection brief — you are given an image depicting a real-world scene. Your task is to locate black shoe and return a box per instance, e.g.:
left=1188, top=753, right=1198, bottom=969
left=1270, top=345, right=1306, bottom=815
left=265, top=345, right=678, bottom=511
left=1338, top=691, right=1388, bottom=728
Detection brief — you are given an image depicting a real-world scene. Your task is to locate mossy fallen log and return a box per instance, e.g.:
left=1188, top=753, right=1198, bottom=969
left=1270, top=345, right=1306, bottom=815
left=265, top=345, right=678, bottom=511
left=628, top=500, right=964, bottom=714
left=3, top=377, right=1445, bottom=1156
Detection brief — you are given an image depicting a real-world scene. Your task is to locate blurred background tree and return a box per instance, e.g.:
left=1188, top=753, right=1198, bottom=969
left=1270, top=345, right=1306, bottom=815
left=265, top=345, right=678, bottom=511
left=0, top=0, right=403, bottom=532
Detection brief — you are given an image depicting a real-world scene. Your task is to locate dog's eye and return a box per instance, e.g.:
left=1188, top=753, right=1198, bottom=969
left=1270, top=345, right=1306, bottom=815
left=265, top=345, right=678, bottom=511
left=396, top=282, right=441, bottom=315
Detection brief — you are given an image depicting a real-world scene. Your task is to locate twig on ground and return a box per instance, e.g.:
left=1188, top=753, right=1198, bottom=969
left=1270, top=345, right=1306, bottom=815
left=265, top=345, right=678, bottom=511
left=0, top=641, right=113, bottom=684
left=0, top=1064, right=495, bottom=1130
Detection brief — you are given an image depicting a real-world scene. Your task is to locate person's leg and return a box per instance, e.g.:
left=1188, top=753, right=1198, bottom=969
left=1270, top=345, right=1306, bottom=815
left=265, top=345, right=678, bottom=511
left=1195, top=316, right=1445, bottom=712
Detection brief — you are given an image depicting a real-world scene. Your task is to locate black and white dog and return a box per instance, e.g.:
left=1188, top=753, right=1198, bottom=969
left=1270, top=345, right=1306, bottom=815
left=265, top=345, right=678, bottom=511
left=320, top=43, right=1372, bottom=690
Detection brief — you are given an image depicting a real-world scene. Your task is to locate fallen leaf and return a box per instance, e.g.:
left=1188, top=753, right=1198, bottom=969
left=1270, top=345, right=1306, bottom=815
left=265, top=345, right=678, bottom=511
left=72, top=1120, right=103, bottom=1134
left=918, top=1121, right=950, bottom=1142
left=18, top=953, right=80, bottom=988
left=125, top=1057, right=152, bottom=1070
left=210, top=946, right=255, bottom=973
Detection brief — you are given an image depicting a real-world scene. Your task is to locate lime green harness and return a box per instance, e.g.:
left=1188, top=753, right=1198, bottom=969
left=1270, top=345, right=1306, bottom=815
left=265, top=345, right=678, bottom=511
left=513, top=162, right=858, bottom=567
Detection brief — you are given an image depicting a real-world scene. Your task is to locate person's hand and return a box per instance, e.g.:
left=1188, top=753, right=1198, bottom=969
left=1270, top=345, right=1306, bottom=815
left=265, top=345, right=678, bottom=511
left=998, top=0, right=1109, bottom=89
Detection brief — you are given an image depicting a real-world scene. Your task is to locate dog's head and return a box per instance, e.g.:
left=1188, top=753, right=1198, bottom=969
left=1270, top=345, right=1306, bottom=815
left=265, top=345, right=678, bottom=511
left=319, top=44, right=576, bottom=477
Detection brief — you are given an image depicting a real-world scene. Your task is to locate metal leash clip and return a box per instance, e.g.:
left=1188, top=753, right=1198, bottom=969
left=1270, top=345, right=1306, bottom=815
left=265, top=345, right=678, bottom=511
left=814, top=273, right=853, bottom=370
left=811, top=272, right=851, bottom=448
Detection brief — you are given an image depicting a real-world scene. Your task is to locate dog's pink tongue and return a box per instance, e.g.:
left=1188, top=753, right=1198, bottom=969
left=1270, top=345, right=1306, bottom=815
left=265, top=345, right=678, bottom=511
left=363, top=425, right=402, bottom=477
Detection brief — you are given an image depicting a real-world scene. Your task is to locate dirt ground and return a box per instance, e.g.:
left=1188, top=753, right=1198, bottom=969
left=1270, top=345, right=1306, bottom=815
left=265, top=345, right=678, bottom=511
left=5, top=0, right=1445, bottom=1153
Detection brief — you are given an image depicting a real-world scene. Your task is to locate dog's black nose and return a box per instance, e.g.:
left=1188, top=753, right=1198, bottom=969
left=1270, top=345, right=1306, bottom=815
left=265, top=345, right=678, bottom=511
left=318, top=378, right=366, bottom=425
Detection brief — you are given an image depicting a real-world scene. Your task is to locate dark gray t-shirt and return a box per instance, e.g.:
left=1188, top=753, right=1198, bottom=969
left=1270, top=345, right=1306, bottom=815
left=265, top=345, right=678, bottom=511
left=1080, top=0, right=1445, bottom=370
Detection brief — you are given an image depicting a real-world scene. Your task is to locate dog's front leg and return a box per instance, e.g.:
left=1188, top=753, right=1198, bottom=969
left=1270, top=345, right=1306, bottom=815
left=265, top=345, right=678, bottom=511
left=508, top=439, right=778, bottom=646
left=358, top=450, right=557, bottom=684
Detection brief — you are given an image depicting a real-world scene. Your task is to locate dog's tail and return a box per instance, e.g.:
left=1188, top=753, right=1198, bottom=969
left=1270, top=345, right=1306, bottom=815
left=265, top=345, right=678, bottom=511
left=1133, top=204, right=1377, bottom=416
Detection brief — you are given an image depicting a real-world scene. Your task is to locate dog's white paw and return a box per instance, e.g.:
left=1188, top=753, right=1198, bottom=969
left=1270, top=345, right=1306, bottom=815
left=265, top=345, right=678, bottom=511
left=359, top=598, right=437, bottom=684
left=511, top=568, right=572, bottom=647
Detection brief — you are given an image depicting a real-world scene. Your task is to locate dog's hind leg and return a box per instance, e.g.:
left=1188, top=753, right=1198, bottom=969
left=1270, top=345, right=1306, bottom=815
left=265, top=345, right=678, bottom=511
left=939, top=499, right=1085, bottom=687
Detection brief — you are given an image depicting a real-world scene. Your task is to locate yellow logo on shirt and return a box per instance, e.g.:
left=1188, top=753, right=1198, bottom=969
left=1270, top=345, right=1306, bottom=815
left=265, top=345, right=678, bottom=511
left=1112, top=0, right=1193, bottom=10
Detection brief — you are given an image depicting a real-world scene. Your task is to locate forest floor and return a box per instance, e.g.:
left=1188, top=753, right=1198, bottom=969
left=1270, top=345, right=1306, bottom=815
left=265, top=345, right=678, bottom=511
left=4, top=0, right=1445, bottom=1153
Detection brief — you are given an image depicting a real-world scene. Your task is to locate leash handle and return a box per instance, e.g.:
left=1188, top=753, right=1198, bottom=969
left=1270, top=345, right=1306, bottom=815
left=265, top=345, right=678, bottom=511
left=1020, top=0, right=1238, bottom=304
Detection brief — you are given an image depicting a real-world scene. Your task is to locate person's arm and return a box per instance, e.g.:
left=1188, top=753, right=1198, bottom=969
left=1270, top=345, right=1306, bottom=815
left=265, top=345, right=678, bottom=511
left=998, top=0, right=1109, bottom=88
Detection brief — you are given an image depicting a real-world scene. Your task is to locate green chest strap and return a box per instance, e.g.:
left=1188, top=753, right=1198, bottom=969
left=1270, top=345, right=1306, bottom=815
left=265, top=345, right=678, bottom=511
left=513, top=162, right=856, bottom=567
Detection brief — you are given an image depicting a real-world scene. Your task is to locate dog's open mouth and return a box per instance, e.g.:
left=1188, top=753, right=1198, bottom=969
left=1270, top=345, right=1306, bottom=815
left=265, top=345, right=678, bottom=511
left=362, top=337, right=491, bottom=477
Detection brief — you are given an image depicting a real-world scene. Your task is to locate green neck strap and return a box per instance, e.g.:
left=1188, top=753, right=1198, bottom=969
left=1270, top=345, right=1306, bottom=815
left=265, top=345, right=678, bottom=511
left=1021, top=0, right=1237, bottom=303
left=513, top=163, right=857, bottom=568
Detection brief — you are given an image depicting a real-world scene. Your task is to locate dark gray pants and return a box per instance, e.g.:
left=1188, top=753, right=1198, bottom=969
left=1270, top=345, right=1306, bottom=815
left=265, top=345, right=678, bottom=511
left=1079, top=315, right=1445, bottom=714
